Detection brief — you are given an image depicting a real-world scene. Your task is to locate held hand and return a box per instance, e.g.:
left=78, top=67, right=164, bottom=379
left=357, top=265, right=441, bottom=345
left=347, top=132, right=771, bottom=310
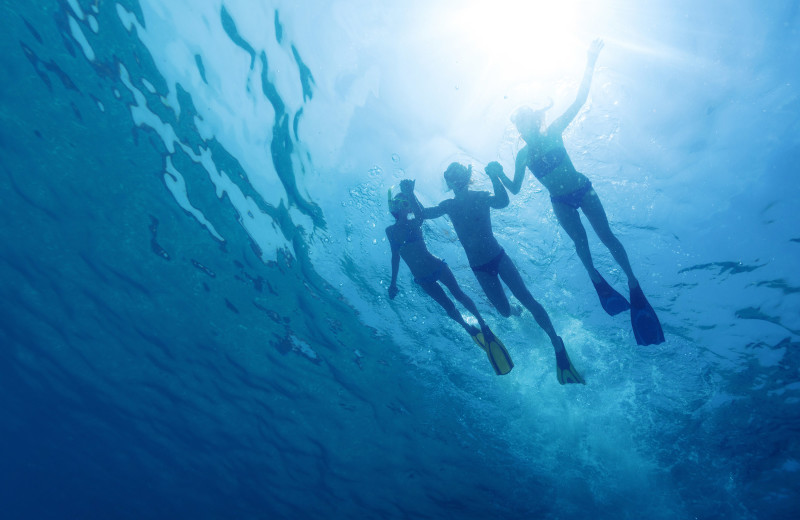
left=588, top=39, right=604, bottom=62
left=388, top=283, right=398, bottom=299
left=400, top=179, right=415, bottom=194
left=485, top=161, right=504, bottom=178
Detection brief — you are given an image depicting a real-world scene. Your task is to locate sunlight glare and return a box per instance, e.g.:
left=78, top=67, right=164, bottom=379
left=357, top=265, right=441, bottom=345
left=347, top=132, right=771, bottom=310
left=450, top=0, right=587, bottom=82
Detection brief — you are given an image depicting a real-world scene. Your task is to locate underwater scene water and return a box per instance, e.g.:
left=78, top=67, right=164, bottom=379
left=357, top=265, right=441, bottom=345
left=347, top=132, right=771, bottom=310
left=1, top=1, right=798, bottom=519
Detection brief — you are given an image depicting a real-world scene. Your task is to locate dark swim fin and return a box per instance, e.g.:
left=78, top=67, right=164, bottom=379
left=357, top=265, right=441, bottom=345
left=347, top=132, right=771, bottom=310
left=592, top=271, right=630, bottom=316
left=630, top=285, right=665, bottom=345
left=554, top=337, right=585, bottom=385
left=472, top=328, right=514, bottom=376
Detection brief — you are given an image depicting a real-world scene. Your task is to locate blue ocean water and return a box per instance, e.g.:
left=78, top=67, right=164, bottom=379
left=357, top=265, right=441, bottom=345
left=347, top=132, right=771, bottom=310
left=1, top=1, right=798, bottom=519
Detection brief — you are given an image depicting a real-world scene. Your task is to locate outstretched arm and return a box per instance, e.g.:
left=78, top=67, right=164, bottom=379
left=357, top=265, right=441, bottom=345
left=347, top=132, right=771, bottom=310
left=421, top=203, right=448, bottom=220
left=402, top=178, right=451, bottom=219
left=550, top=39, right=604, bottom=134
left=485, top=162, right=510, bottom=209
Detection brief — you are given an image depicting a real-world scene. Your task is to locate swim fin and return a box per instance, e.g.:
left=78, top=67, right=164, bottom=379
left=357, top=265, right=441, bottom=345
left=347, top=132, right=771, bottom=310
left=471, top=327, right=514, bottom=376
left=554, top=337, right=585, bottom=385
left=630, top=285, right=665, bottom=345
left=592, top=271, right=630, bottom=316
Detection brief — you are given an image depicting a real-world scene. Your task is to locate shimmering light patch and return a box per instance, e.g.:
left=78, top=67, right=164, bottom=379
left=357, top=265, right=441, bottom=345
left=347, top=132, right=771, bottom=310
left=68, top=16, right=95, bottom=61
left=118, top=64, right=177, bottom=153
left=88, top=15, right=99, bottom=34
left=118, top=59, right=292, bottom=257
left=141, top=78, right=156, bottom=94
left=66, top=0, right=84, bottom=20
left=164, top=157, right=225, bottom=241
left=116, top=3, right=137, bottom=32
left=187, top=145, right=293, bottom=258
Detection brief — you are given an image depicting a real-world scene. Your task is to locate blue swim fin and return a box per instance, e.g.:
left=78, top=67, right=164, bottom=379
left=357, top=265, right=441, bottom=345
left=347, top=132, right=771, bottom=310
left=592, top=271, right=630, bottom=316
left=471, top=327, right=514, bottom=376
left=630, top=285, right=665, bottom=345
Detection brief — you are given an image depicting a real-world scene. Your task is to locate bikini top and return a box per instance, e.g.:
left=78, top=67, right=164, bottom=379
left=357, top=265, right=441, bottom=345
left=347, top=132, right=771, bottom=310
left=395, top=224, right=423, bottom=252
left=528, top=145, right=567, bottom=180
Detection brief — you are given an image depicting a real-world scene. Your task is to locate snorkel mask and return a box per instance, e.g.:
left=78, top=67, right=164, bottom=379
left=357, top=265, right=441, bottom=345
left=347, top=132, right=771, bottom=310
left=387, top=187, right=411, bottom=216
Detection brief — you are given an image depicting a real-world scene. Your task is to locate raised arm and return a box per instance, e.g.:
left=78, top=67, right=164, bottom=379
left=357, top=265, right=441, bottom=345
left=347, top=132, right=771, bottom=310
left=550, top=39, right=604, bottom=134
left=400, top=179, right=425, bottom=225
left=485, top=161, right=510, bottom=209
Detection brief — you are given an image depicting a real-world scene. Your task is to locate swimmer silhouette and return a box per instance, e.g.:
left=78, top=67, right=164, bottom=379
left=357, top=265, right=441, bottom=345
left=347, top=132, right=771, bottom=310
left=416, top=163, right=584, bottom=384
left=386, top=179, right=513, bottom=375
left=498, top=39, right=664, bottom=345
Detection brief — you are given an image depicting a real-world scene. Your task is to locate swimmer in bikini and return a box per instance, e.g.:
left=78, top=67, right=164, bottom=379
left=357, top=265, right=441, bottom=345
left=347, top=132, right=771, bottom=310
left=499, top=39, right=664, bottom=345
left=415, top=162, right=584, bottom=384
left=386, top=181, right=485, bottom=333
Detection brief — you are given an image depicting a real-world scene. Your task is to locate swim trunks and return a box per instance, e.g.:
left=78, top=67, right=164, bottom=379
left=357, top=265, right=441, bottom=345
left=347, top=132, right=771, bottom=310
left=471, top=249, right=506, bottom=277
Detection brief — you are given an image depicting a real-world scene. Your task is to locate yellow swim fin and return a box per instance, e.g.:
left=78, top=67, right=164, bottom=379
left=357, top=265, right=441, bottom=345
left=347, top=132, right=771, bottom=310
left=471, top=327, right=514, bottom=376
left=554, top=337, right=585, bottom=385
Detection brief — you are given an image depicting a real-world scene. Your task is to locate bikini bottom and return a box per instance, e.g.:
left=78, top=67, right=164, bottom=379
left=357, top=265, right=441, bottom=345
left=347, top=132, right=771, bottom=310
left=550, top=182, right=593, bottom=210
left=414, top=259, right=447, bottom=285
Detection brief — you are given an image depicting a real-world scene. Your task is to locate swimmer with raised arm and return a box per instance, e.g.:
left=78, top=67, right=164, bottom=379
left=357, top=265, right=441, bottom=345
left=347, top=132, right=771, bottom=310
left=416, top=162, right=584, bottom=385
left=386, top=179, right=513, bottom=375
left=499, top=39, right=664, bottom=345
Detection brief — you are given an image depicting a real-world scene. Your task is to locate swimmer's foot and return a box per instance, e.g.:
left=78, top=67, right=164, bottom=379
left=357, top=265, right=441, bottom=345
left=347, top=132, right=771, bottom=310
left=591, top=270, right=630, bottom=316
left=554, top=337, right=585, bottom=385
left=471, top=326, right=514, bottom=376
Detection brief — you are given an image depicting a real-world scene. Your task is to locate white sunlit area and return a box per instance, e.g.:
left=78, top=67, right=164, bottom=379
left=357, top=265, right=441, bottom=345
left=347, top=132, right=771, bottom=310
left=2, top=1, right=799, bottom=519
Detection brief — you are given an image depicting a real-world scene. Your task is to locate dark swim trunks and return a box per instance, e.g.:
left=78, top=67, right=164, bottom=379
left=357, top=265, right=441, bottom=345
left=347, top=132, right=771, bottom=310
left=471, top=249, right=506, bottom=277
left=550, top=182, right=593, bottom=210
left=414, top=259, right=447, bottom=285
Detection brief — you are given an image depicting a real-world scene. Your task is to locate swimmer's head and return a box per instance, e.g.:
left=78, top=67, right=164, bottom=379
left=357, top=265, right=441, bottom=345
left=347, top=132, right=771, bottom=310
left=443, top=162, right=472, bottom=191
left=511, top=101, right=552, bottom=137
left=387, top=188, right=411, bottom=218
